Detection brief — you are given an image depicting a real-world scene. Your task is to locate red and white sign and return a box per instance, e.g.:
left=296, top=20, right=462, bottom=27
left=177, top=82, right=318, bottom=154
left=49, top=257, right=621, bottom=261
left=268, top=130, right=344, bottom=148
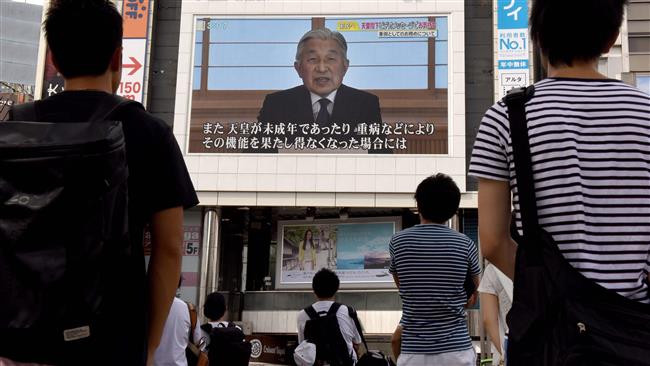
left=119, top=0, right=151, bottom=103
left=119, top=39, right=146, bottom=102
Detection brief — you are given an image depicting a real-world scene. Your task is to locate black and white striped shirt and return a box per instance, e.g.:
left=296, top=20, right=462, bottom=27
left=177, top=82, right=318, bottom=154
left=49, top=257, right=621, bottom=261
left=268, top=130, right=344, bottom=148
left=389, top=224, right=481, bottom=354
left=469, top=78, right=650, bottom=303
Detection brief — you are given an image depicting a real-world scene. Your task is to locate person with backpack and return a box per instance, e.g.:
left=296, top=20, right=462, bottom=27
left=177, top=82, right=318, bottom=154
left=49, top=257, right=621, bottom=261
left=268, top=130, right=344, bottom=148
left=0, top=1, right=198, bottom=365
left=199, top=292, right=250, bottom=366
left=296, top=268, right=362, bottom=366
left=469, top=0, right=650, bottom=364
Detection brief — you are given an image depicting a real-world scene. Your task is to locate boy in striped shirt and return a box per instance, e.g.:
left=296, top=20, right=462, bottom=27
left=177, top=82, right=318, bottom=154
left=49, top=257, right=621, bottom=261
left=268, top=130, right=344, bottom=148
left=389, top=174, right=480, bottom=366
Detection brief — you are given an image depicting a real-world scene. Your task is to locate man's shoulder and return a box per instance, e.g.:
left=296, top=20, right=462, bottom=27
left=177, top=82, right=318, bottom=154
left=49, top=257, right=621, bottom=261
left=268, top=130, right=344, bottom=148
left=171, top=297, right=189, bottom=312
left=392, top=225, right=472, bottom=243
left=264, top=85, right=307, bottom=101
left=339, top=84, right=378, bottom=102
left=32, top=91, right=172, bottom=138
left=391, top=225, right=425, bottom=241
left=113, top=100, right=171, bottom=136
left=337, top=303, right=356, bottom=319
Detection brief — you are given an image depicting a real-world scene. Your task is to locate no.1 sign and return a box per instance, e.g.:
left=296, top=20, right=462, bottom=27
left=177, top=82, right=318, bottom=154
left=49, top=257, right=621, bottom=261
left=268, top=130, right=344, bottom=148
left=118, top=38, right=146, bottom=103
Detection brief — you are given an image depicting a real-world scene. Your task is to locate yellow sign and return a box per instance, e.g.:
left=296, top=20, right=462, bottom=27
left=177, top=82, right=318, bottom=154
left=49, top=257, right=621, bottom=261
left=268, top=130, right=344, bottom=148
left=336, top=21, right=361, bottom=32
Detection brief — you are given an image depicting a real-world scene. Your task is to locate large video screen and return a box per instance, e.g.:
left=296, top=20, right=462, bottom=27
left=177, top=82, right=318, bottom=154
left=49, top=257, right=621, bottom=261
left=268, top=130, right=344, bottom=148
left=189, top=16, right=449, bottom=154
left=276, top=217, right=400, bottom=289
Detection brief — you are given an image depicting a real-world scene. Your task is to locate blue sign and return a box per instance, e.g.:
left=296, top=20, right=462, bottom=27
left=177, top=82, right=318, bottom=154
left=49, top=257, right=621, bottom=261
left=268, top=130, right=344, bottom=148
left=499, top=60, right=529, bottom=70
left=497, top=0, right=528, bottom=29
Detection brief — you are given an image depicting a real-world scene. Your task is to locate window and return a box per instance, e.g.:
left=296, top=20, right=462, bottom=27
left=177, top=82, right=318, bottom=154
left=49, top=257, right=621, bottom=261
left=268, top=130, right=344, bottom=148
left=636, top=75, right=650, bottom=95
left=629, top=36, right=650, bottom=53
left=204, top=19, right=310, bottom=90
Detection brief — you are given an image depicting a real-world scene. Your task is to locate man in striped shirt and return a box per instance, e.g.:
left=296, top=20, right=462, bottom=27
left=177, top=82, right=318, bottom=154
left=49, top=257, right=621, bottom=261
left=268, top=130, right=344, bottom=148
left=389, top=174, right=481, bottom=366
left=469, top=0, right=649, bottom=303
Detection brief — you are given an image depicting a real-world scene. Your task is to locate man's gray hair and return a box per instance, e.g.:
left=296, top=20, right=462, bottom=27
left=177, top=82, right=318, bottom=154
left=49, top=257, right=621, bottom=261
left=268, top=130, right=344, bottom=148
left=295, top=28, right=348, bottom=61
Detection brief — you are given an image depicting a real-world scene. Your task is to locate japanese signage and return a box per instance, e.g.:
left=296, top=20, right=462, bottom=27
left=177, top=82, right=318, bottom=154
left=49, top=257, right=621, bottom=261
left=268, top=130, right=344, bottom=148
left=497, top=0, right=530, bottom=99
left=497, top=0, right=527, bottom=29
left=143, top=225, right=201, bottom=258
left=201, top=122, right=436, bottom=151
left=276, top=218, right=400, bottom=288
left=336, top=20, right=438, bottom=38
left=120, top=0, right=150, bottom=103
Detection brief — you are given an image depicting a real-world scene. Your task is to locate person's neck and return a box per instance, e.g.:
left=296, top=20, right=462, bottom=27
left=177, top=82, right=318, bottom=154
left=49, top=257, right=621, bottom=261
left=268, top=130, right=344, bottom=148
left=64, top=74, right=114, bottom=93
left=317, top=296, right=335, bottom=302
left=547, top=59, right=606, bottom=80
left=419, top=214, right=445, bottom=225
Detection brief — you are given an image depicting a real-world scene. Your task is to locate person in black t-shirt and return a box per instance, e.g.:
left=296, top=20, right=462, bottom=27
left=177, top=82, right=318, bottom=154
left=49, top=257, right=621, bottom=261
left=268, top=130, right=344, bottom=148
left=5, top=1, right=198, bottom=365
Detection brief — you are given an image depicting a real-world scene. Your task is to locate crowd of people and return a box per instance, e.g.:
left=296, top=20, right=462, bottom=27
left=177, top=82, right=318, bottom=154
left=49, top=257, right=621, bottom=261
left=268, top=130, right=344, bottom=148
left=1, top=0, right=648, bottom=365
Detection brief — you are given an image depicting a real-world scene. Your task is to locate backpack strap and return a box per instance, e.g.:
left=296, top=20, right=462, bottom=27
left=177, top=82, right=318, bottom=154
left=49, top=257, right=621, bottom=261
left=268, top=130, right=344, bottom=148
left=186, top=301, right=197, bottom=343
left=347, top=306, right=369, bottom=352
left=200, top=323, right=213, bottom=333
left=504, top=86, right=537, bottom=237
left=327, top=302, right=342, bottom=316
left=88, top=94, right=140, bottom=122
left=304, top=305, right=320, bottom=320
left=504, top=86, right=540, bottom=262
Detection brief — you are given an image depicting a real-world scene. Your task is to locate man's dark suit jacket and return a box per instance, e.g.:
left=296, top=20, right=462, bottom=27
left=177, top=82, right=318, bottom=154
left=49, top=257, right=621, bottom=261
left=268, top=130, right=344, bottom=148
left=256, top=84, right=388, bottom=153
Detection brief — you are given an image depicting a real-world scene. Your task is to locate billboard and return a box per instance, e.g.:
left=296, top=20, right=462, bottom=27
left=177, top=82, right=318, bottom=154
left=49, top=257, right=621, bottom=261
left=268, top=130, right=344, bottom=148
left=189, top=16, right=450, bottom=155
left=276, top=217, right=401, bottom=289
left=496, top=0, right=530, bottom=99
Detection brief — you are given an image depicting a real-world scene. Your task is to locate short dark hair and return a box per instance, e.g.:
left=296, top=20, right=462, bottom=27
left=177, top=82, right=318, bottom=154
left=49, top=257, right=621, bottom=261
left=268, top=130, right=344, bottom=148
left=44, top=0, right=123, bottom=78
left=415, top=173, right=460, bottom=223
left=530, top=0, right=627, bottom=67
left=203, top=292, right=226, bottom=321
left=312, top=268, right=339, bottom=299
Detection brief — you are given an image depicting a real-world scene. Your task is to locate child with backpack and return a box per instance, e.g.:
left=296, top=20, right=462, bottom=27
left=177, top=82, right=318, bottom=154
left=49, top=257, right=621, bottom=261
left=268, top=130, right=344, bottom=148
left=199, top=292, right=251, bottom=366
left=295, top=269, right=362, bottom=366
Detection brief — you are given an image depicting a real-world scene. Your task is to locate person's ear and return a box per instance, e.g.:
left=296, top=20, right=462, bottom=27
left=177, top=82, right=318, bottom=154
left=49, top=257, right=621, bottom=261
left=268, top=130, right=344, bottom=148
left=294, top=60, right=303, bottom=78
left=110, top=47, right=122, bottom=72
left=602, top=31, right=620, bottom=54
left=50, top=52, right=62, bottom=75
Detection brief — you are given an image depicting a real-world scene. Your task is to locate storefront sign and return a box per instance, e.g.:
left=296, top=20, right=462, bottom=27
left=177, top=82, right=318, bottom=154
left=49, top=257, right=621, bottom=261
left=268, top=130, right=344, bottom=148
left=246, top=334, right=297, bottom=365
left=496, top=0, right=530, bottom=99
left=120, top=0, right=150, bottom=103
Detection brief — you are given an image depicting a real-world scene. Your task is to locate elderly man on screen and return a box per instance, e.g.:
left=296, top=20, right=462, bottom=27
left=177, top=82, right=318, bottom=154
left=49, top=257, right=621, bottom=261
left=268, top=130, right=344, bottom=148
left=257, top=27, right=387, bottom=153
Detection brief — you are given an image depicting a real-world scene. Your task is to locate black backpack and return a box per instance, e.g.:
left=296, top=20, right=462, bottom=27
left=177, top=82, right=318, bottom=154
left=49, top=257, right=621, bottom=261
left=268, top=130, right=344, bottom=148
left=202, top=322, right=251, bottom=366
left=0, top=96, right=135, bottom=364
left=304, top=302, right=354, bottom=366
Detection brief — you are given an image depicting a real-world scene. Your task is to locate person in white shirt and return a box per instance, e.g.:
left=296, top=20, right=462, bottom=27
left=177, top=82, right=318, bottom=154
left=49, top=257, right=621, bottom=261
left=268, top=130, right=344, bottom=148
left=296, top=268, right=362, bottom=364
left=478, top=263, right=513, bottom=365
left=153, top=281, right=202, bottom=366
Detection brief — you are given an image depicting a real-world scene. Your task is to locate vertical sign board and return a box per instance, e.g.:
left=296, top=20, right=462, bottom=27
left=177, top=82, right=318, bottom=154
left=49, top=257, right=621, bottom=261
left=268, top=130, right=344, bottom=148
left=40, top=1, right=150, bottom=102
left=120, top=0, right=150, bottom=103
left=497, top=0, right=530, bottom=99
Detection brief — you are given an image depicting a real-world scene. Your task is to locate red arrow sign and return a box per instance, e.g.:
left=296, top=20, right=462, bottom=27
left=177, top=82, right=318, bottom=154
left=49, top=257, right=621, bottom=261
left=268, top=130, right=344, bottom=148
left=123, top=56, right=142, bottom=76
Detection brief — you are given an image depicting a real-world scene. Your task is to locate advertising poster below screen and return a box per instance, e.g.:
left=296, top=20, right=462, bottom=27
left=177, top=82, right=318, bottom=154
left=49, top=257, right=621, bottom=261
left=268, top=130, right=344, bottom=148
left=277, top=218, right=401, bottom=288
left=190, top=16, right=450, bottom=155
